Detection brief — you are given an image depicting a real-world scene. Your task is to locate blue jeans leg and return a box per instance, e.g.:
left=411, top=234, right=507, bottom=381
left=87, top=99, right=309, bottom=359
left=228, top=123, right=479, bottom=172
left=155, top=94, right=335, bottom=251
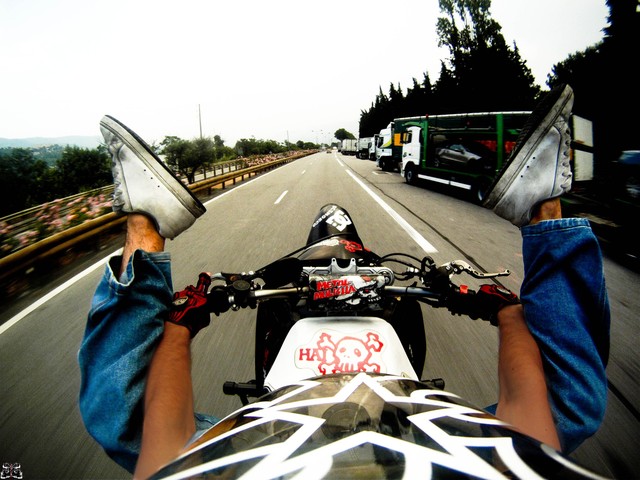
left=78, top=250, right=218, bottom=473
left=520, top=218, right=610, bottom=453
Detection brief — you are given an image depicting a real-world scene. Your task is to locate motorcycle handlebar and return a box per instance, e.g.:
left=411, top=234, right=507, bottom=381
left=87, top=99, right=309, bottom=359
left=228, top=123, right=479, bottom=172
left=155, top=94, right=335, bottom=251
left=208, top=282, right=460, bottom=315
left=205, top=258, right=516, bottom=324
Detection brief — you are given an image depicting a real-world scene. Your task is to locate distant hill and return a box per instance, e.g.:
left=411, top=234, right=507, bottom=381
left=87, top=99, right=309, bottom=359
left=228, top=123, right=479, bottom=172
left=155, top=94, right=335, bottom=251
left=0, top=136, right=102, bottom=149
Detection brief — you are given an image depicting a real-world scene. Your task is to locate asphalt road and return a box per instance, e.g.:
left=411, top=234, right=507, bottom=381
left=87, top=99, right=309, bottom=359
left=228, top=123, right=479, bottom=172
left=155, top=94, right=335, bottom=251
left=1, top=151, right=638, bottom=479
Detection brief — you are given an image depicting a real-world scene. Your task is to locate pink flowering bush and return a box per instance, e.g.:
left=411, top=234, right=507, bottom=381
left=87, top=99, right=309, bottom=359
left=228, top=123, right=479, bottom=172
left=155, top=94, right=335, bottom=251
left=0, top=193, right=112, bottom=259
left=0, top=154, right=312, bottom=260
left=241, top=151, right=310, bottom=168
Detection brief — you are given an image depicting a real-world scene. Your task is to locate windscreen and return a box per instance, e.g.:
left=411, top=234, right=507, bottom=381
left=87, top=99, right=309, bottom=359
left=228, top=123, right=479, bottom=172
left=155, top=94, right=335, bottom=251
left=151, top=373, right=598, bottom=479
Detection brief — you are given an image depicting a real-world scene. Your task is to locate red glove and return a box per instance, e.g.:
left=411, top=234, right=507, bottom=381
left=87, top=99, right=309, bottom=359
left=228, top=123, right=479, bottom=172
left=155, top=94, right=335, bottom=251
left=447, top=284, right=520, bottom=326
left=475, top=284, right=520, bottom=325
left=167, top=272, right=212, bottom=337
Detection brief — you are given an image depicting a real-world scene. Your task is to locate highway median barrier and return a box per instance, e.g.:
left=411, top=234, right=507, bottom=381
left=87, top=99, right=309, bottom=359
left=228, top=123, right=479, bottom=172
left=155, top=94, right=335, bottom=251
left=0, top=151, right=314, bottom=288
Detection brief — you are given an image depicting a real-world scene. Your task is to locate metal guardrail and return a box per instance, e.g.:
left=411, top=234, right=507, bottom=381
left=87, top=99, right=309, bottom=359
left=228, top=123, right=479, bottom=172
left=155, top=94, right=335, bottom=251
left=0, top=151, right=313, bottom=283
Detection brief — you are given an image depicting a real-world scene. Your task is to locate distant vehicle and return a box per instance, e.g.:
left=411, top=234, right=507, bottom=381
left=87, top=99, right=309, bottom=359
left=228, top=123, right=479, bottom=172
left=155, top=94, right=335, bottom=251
left=400, top=111, right=593, bottom=204
left=374, top=123, right=400, bottom=172
left=434, top=142, right=487, bottom=169
left=398, top=112, right=531, bottom=202
left=356, top=137, right=373, bottom=159
left=613, top=150, right=640, bottom=202
left=369, top=134, right=379, bottom=160
left=340, top=139, right=357, bottom=156
left=603, top=150, right=640, bottom=262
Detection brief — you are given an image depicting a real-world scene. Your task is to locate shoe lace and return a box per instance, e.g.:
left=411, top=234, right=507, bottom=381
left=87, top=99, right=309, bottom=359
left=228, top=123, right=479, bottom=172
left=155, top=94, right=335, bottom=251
left=559, top=125, right=572, bottom=191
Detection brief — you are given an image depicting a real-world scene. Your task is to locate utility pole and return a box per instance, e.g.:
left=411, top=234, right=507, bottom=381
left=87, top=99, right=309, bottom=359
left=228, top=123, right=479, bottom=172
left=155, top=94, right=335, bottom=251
left=198, top=104, right=203, bottom=139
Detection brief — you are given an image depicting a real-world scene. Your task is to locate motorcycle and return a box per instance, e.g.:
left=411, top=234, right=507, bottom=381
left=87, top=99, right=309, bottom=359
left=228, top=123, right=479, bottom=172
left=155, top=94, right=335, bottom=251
left=151, top=204, right=604, bottom=479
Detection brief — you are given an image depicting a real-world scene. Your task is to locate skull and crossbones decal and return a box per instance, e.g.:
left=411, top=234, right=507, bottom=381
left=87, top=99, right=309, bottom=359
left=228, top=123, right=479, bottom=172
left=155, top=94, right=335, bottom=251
left=316, top=332, right=384, bottom=374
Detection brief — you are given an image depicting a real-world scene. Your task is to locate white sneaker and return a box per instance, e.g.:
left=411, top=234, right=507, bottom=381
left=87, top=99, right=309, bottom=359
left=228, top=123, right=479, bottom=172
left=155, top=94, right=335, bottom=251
left=100, top=115, right=206, bottom=239
left=483, top=84, right=574, bottom=227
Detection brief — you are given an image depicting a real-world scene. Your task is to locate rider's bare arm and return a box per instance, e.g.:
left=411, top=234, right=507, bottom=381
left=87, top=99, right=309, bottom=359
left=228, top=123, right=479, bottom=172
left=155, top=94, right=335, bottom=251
left=133, top=320, right=197, bottom=479
left=495, top=304, right=561, bottom=450
left=118, top=213, right=201, bottom=479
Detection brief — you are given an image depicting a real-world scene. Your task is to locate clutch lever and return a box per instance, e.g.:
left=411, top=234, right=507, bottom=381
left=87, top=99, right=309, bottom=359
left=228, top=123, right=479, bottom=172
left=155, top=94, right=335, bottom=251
left=441, top=260, right=510, bottom=279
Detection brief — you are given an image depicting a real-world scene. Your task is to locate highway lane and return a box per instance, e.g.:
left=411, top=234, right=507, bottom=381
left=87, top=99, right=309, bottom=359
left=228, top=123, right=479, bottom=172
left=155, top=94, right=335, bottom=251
left=341, top=152, right=640, bottom=478
left=0, top=150, right=637, bottom=478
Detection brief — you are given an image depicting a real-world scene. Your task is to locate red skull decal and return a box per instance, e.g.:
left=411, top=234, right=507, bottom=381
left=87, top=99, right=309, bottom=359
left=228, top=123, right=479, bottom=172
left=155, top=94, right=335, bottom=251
left=316, top=332, right=384, bottom=374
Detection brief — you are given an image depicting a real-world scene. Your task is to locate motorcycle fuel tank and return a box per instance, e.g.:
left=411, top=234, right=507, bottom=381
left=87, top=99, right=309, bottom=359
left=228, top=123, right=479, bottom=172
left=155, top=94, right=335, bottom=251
left=264, top=317, right=419, bottom=391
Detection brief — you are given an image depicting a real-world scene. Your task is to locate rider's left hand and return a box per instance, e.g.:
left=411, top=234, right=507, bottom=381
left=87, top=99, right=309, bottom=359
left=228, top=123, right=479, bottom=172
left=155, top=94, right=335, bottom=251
left=167, top=272, right=212, bottom=337
left=475, top=284, right=520, bottom=325
left=447, top=284, right=520, bottom=326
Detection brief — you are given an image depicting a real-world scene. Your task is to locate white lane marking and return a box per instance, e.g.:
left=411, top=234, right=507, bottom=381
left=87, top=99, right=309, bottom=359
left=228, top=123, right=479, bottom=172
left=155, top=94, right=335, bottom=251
left=274, top=190, right=288, bottom=204
left=0, top=249, right=122, bottom=336
left=344, top=170, right=437, bottom=254
left=203, top=168, right=278, bottom=206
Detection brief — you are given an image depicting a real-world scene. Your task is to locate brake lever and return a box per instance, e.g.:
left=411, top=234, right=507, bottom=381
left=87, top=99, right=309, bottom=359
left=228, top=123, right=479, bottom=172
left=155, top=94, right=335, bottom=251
left=441, top=260, right=510, bottom=279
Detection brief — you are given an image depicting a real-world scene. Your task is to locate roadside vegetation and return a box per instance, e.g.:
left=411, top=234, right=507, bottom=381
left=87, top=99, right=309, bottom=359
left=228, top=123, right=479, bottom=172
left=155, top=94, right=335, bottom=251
left=0, top=135, right=318, bottom=217
left=0, top=0, right=634, bottom=223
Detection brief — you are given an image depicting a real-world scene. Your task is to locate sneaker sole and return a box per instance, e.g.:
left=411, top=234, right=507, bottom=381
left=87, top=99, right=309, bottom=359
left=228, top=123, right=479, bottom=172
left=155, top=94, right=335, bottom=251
left=100, top=115, right=206, bottom=218
left=483, top=84, right=574, bottom=210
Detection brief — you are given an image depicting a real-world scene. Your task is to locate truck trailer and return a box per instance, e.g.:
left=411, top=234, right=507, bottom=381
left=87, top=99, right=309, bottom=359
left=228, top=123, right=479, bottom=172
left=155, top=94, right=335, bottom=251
left=399, top=111, right=593, bottom=203
left=340, top=139, right=358, bottom=156
left=398, top=111, right=532, bottom=203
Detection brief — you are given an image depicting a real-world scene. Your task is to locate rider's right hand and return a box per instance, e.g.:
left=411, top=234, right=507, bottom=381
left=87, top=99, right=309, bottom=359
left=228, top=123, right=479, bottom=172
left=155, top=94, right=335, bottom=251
left=446, top=284, right=520, bottom=325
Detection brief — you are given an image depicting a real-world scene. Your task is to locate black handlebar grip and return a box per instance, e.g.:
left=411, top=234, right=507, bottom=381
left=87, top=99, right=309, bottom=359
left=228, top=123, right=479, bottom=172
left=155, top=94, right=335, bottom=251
left=208, top=286, right=231, bottom=315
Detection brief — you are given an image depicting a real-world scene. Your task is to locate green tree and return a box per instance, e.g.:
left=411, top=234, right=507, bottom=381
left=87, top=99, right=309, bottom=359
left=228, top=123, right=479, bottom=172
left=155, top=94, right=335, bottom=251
left=547, top=0, right=639, bottom=189
left=359, top=0, right=540, bottom=137
left=54, top=145, right=112, bottom=197
left=359, top=73, right=436, bottom=137
left=334, top=128, right=356, bottom=141
left=161, top=136, right=216, bottom=184
left=188, top=137, right=216, bottom=180
left=0, top=149, right=52, bottom=215
left=434, top=0, right=538, bottom=112
left=234, top=137, right=288, bottom=156
left=212, top=135, right=236, bottom=161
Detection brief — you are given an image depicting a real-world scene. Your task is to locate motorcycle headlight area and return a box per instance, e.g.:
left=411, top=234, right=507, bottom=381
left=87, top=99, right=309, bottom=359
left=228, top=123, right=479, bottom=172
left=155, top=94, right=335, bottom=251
left=307, top=274, right=387, bottom=311
left=150, top=373, right=591, bottom=479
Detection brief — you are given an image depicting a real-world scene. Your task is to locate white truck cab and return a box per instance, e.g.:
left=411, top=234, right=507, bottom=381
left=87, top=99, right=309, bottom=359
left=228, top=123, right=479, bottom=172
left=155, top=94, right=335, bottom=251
left=375, top=125, right=394, bottom=170
left=402, top=126, right=421, bottom=164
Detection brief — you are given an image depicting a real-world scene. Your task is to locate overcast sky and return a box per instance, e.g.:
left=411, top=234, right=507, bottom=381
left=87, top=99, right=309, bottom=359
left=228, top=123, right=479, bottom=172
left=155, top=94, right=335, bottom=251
left=0, top=0, right=608, bottom=146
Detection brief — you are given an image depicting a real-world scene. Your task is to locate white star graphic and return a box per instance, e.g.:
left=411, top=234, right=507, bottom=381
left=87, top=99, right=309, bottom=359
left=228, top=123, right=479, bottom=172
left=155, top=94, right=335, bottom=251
left=156, top=373, right=596, bottom=480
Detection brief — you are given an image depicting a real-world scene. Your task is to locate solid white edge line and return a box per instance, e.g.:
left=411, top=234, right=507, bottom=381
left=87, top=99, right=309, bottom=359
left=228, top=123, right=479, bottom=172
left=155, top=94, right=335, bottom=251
left=0, top=247, right=123, bottom=336
left=344, top=169, right=437, bottom=254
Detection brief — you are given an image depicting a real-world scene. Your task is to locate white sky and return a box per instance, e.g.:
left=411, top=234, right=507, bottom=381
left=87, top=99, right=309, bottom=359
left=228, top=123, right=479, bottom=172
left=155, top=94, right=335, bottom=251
left=0, top=0, right=608, bottom=146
